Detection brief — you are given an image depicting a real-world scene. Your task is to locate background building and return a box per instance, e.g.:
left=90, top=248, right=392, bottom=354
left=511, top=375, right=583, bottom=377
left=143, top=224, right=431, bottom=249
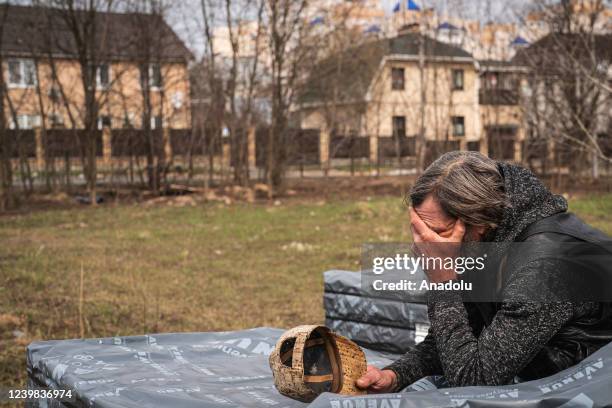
left=297, top=29, right=480, bottom=165
left=1, top=4, right=193, bottom=131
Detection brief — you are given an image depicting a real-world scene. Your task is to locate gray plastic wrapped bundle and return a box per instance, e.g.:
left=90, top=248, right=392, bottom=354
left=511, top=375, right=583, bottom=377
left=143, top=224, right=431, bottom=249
left=323, top=270, right=430, bottom=354
left=24, top=327, right=612, bottom=407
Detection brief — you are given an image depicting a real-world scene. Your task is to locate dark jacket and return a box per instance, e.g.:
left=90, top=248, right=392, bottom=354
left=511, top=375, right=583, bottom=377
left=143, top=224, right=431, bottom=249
left=387, top=163, right=612, bottom=388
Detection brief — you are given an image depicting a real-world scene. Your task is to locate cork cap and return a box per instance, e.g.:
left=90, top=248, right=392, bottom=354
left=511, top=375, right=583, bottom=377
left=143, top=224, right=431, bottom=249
left=269, top=325, right=367, bottom=402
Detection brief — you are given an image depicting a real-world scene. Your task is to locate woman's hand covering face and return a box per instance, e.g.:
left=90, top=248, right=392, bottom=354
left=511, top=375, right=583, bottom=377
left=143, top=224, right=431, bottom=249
left=410, top=207, right=465, bottom=283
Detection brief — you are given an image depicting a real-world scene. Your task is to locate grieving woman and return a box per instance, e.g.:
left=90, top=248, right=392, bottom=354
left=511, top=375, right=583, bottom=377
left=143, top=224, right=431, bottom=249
left=356, top=151, right=612, bottom=392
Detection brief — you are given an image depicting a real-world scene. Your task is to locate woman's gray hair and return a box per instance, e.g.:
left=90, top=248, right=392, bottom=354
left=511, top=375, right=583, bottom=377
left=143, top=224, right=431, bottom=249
left=409, top=151, right=507, bottom=228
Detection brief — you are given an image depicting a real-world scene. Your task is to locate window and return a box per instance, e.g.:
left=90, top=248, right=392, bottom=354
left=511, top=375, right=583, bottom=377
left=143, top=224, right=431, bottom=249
left=451, top=116, right=465, bottom=137
left=485, top=72, right=498, bottom=89
left=49, top=113, right=64, bottom=128
left=96, top=64, right=110, bottom=89
left=141, top=63, right=163, bottom=89
left=499, top=74, right=518, bottom=91
left=8, top=59, right=36, bottom=87
left=391, top=67, right=404, bottom=90
left=123, top=113, right=135, bottom=129
left=150, top=64, right=162, bottom=88
left=150, top=115, right=163, bottom=130
left=8, top=61, right=20, bottom=85
left=97, top=115, right=111, bottom=130
left=392, top=116, right=406, bottom=138
left=48, top=85, right=61, bottom=103
left=485, top=72, right=517, bottom=90
left=452, top=69, right=464, bottom=90
left=9, top=114, right=41, bottom=129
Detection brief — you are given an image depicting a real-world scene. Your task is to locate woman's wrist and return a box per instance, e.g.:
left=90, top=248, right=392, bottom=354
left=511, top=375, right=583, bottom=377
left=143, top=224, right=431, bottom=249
left=382, top=368, right=399, bottom=392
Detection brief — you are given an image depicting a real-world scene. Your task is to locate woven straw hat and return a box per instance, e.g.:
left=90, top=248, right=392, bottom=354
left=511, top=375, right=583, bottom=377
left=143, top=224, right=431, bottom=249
left=269, top=325, right=367, bottom=402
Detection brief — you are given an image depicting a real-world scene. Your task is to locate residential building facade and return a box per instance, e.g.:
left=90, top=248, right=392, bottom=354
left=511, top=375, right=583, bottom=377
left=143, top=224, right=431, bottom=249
left=296, top=30, right=481, bottom=163
left=478, top=60, right=528, bottom=163
left=1, top=5, right=192, bottom=133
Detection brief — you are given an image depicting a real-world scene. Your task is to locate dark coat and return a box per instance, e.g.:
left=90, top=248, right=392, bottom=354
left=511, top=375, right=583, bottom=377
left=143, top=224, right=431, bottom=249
left=387, top=163, right=612, bottom=388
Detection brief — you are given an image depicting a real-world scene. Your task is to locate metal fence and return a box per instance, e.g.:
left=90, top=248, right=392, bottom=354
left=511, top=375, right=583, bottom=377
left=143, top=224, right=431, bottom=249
left=377, top=136, right=415, bottom=165
left=172, top=128, right=222, bottom=157
left=329, top=135, right=369, bottom=160
left=4, top=127, right=609, bottom=183
left=255, top=127, right=320, bottom=167
left=5, top=129, right=36, bottom=158
left=424, top=140, right=461, bottom=167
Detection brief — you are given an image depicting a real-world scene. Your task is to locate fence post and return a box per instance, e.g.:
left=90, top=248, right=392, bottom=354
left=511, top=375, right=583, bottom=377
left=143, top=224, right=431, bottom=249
left=248, top=126, right=256, bottom=169
left=102, top=126, right=112, bottom=166
left=222, top=142, right=230, bottom=173
left=35, top=127, right=44, bottom=170
left=319, top=128, right=329, bottom=171
left=592, top=134, right=599, bottom=180
left=369, top=135, right=378, bottom=165
left=513, top=139, right=522, bottom=163
left=163, top=127, right=172, bottom=160
left=480, top=132, right=488, bottom=157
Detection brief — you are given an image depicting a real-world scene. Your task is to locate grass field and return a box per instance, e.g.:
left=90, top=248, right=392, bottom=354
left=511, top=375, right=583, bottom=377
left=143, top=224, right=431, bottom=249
left=1, top=192, right=612, bottom=388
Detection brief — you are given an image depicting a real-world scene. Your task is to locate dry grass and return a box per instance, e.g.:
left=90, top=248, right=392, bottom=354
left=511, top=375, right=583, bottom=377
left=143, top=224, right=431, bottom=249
left=1, top=193, right=611, bottom=388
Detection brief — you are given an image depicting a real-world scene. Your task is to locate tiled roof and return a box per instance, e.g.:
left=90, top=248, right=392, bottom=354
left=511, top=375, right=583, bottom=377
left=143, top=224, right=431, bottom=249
left=0, top=4, right=193, bottom=62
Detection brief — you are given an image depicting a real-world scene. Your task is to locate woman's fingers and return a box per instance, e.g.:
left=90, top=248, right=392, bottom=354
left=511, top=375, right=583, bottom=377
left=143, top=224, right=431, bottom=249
left=410, top=207, right=465, bottom=243
left=355, top=366, right=397, bottom=394
left=410, top=225, right=422, bottom=243
left=355, top=365, right=382, bottom=389
left=409, top=207, right=429, bottom=236
left=409, top=207, right=437, bottom=242
left=450, top=218, right=466, bottom=242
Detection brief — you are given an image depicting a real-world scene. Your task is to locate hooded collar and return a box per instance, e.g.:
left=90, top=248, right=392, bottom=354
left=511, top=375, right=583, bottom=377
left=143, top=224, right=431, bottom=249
left=487, top=162, right=568, bottom=243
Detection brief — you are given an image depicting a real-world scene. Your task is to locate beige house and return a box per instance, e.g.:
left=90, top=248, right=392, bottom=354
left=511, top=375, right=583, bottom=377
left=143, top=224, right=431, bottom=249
left=1, top=5, right=192, bottom=134
left=296, top=31, right=482, bottom=164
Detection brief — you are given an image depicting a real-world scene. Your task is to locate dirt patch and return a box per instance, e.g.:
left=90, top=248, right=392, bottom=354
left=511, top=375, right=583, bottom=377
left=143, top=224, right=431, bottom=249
left=283, top=176, right=413, bottom=201
left=1, top=176, right=414, bottom=215
left=3, top=174, right=611, bottom=216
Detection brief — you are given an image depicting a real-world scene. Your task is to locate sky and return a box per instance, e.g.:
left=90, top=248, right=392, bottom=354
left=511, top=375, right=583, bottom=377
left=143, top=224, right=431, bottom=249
left=0, top=0, right=537, bottom=59
left=167, top=0, right=534, bottom=60
left=380, top=0, right=531, bottom=21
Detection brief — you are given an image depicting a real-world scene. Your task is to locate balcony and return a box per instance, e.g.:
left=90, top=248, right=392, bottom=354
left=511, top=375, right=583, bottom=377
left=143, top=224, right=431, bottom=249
left=479, top=89, right=520, bottom=106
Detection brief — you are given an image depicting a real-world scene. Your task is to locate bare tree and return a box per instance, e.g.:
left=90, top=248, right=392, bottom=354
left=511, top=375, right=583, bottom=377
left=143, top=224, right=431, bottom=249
left=0, top=4, right=15, bottom=210
left=239, top=0, right=265, bottom=138
left=124, top=0, right=170, bottom=192
left=37, top=4, right=85, bottom=191
left=265, top=0, right=309, bottom=192
left=43, top=0, right=116, bottom=205
left=199, top=0, right=226, bottom=187
left=517, top=0, right=611, bottom=181
left=2, top=46, right=35, bottom=195
left=223, top=0, right=265, bottom=186
left=305, top=3, right=374, bottom=177
left=415, top=13, right=427, bottom=174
